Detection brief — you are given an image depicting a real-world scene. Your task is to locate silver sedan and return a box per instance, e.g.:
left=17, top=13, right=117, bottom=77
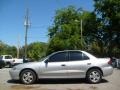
left=9, top=50, right=113, bottom=84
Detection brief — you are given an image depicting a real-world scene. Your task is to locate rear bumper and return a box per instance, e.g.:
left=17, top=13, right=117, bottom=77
left=102, top=66, right=113, bottom=77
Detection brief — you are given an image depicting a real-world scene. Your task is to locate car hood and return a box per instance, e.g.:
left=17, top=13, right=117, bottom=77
left=14, top=61, right=42, bottom=69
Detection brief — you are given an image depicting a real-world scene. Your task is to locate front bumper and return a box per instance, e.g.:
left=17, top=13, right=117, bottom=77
left=9, top=69, right=20, bottom=80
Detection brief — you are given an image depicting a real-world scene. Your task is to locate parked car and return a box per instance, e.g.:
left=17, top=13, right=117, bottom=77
left=12, top=58, right=29, bottom=66
left=0, top=55, right=14, bottom=68
left=9, top=50, right=113, bottom=84
left=0, top=59, right=5, bottom=69
left=117, top=60, right=120, bottom=69
left=111, top=57, right=120, bottom=69
left=0, top=55, right=28, bottom=67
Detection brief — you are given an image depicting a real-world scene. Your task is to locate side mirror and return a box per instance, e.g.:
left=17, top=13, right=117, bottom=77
left=44, top=59, right=49, bottom=64
left=45, top=60, right=48, bottom=63
left=44, top=59, right=49, bottom=67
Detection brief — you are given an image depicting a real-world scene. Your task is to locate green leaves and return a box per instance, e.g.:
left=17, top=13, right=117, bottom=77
left=27, top=42, right=47, bottom=61
left=0, top=41, right=17, bottom=57
left=94, top=0, right=120, bottom=56
left=47, top=3, right=120, bottom=57
left=47, top=6, right=97, bottom=54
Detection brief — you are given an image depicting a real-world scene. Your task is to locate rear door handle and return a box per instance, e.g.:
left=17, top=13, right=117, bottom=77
left=61, top=64, right=66, bottom=66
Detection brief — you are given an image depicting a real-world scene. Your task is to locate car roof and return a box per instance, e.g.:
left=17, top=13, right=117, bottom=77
left=57, top=50, right=83, bottom=52
left=51, top=50, right=83, bottom=54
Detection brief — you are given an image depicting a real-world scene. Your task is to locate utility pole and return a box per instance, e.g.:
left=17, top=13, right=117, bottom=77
left=75, top=19, right=83, bottom=49
left=76, top=8, right=83, bottom=49
left=17, top=35, right=20, bottom=58
left=80, top=19, right=83, bottom=49
left=24, top=8, right=30, bottom=59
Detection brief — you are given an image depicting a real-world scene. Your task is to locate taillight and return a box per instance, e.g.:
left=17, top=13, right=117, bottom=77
left=108, top=59, right=112, bottom=65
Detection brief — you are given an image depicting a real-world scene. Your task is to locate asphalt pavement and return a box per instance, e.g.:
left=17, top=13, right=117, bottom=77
left=0, top=68, right=120, bottom=90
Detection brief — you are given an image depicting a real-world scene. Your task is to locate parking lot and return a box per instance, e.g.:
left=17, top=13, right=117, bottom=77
left=0, top=68, right=120, bottom=90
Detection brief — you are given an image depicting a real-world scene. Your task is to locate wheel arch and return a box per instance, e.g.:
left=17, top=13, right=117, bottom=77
left=19, top=68, right=38, bottom=80
left=86, top=67, right=103, bottom=77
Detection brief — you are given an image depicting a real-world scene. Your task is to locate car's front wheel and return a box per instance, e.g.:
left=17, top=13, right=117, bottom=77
left=20, top=69, right=37, bottom=84
left=86, top=69, right=102, bottom=84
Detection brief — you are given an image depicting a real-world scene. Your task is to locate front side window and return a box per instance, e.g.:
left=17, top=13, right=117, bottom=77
left=69, top=51, right=89, bottom=61
left=49, top=52, right=68, bottom=62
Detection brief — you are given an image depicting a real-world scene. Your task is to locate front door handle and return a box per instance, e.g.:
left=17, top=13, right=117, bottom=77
left=87, top=63, right=91, bottom=65
left=61, top=64, right=66, bottom=66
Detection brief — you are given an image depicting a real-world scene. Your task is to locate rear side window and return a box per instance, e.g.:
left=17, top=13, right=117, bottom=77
left=82, top=53, right=89, bottom=60
left=69, top=51, right=82, bottom=61
left=69, top=51, right=89, bottom=61
left=49, top=52, right=68, bottom=62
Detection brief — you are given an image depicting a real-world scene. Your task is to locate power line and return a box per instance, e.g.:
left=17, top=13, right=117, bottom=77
left=28, top=36, right=47, bottom=38
left=30, top=25, right=49, bottom=29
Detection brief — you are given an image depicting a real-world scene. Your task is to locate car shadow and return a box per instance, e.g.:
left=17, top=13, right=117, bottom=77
left=7, top=78, right=108, bottom=84
left=7, top=80, right=20, bottom=84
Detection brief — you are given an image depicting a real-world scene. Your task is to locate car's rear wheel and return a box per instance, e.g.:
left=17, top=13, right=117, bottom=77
left=20, top=70, right=36, bottom=84
left=86, top=69, right=102, bottom=84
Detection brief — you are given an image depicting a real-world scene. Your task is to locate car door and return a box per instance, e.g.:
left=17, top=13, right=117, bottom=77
left=39, top=51, right=69, bottom=78
left=67, top=51, right=90, bottom=78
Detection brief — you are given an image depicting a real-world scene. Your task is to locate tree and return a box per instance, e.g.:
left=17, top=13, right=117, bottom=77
left=94, top=0, right=120, bottom=57
left=0, top=41, right=17, bottom=57
left=27, top=42, right=48, bottom=61
left=47, top=6, right=98, bottom=54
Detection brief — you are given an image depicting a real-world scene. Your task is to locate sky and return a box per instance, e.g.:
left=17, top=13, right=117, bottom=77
left=0, top=0, right=94, bottom=47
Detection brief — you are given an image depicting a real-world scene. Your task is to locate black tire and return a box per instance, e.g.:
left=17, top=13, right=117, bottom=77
left=20, top=69, right=37, bottom=84
left=8, top=63, right=12, bottom=68
left=0, top=60, right=5, bottom=69
left=86, top=69, right=102, bottom=84
left=5, top=62, right=12, bottom=68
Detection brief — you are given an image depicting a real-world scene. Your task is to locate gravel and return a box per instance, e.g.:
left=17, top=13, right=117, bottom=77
left=0, top=68, right=120, bottom=90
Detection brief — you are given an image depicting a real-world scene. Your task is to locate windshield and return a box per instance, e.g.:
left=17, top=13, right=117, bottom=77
left=38, top=56, right=48, bottom=62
